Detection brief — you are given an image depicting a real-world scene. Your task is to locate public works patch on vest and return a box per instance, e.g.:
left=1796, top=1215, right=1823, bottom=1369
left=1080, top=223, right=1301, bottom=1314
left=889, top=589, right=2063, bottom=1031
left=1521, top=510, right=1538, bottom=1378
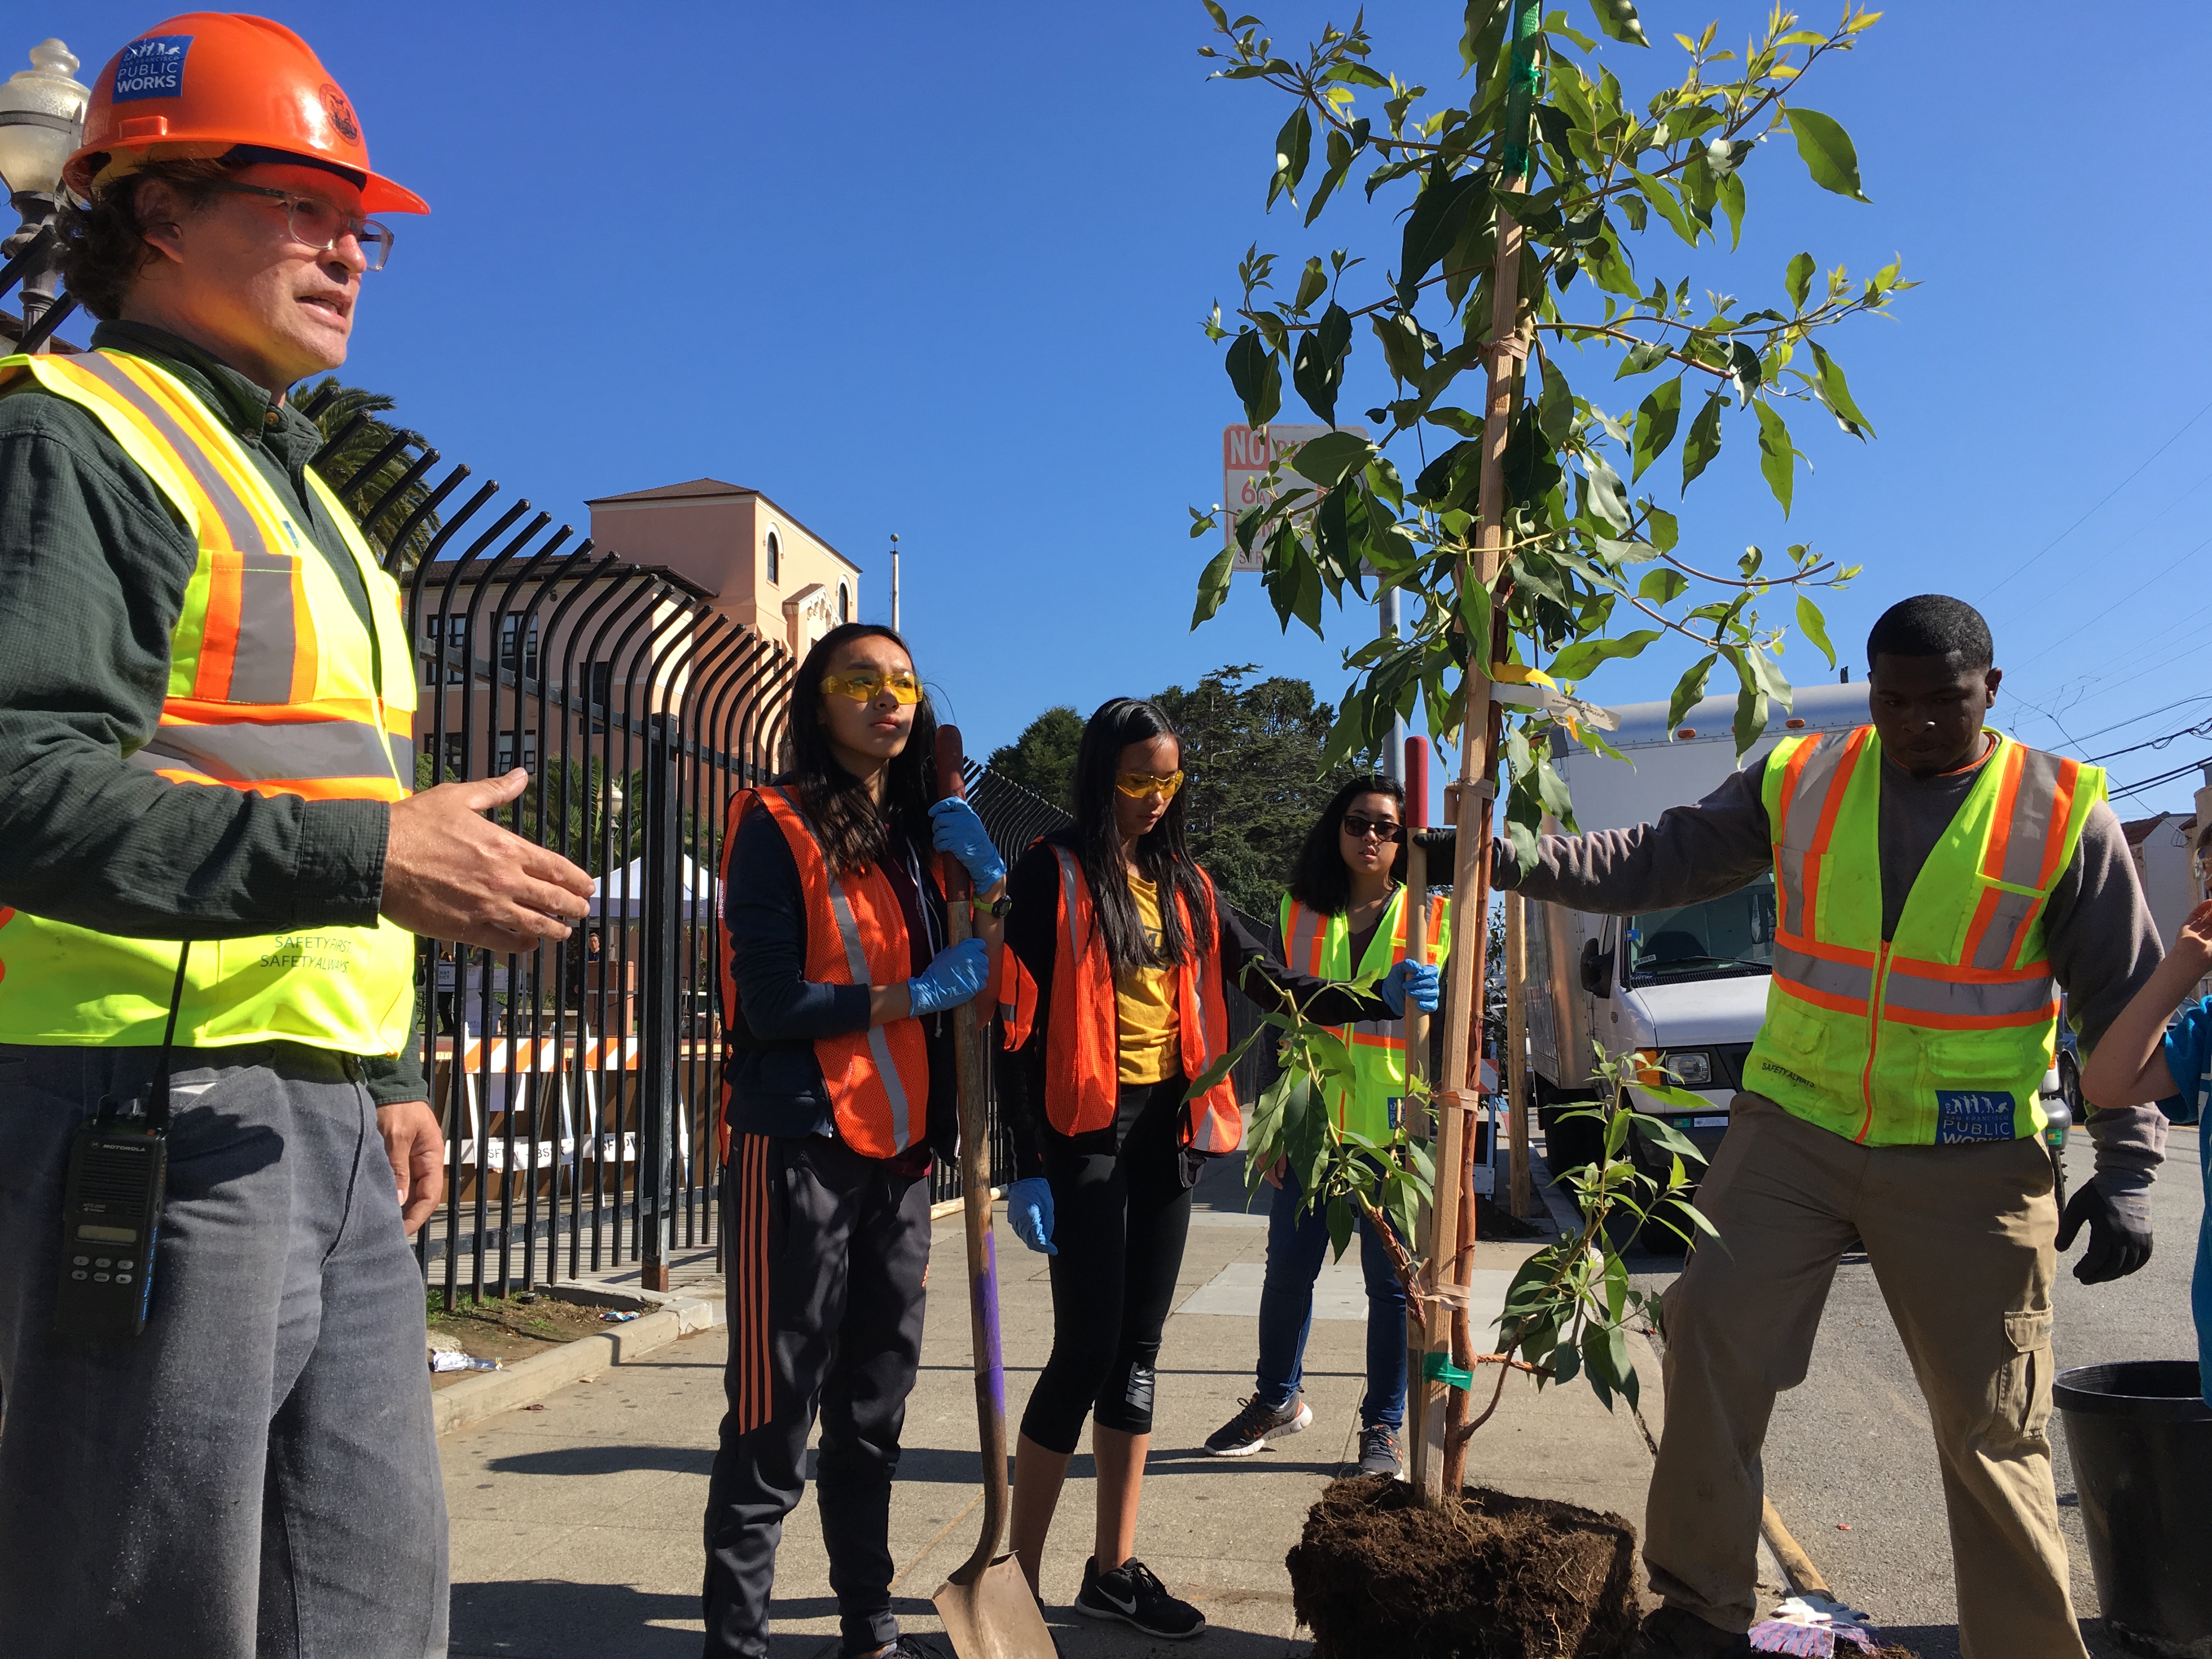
left=114, top=36, right=191, bottom=101
left=1935, top=1090, right=2016, bottom=1144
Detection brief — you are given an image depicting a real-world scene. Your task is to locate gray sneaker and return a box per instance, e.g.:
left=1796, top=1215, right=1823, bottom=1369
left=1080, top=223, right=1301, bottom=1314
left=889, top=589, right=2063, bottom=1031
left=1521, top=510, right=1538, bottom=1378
left=1204, top=1393, right=1312, bottom=1457
left=1356, top=1423, right=1402, bottom=1476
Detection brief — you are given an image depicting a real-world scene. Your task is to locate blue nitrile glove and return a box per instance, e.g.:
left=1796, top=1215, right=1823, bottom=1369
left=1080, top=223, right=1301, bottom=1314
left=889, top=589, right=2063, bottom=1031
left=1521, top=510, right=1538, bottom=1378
left=906, top=937, right=991, bottom=1018
left=1379, top=960, right=1441, bottom=1017
left=928, top=798, right=1007, bottom=891
left=1004, top=1176, right=1057, bottom=1255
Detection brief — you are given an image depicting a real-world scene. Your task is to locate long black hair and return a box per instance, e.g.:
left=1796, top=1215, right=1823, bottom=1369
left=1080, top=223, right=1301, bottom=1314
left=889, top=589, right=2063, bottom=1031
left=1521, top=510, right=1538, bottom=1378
left=1072, top=697, right=1215, bottom=972
left=1286, top=774, right=1408, bottom=916
left=786, top=623, right=939, bottom=877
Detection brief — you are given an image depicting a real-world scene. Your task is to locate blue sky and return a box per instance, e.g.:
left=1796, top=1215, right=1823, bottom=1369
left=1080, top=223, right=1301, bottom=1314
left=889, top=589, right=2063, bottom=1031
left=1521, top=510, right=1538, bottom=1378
left=33, top=2, right=2212, bottom=816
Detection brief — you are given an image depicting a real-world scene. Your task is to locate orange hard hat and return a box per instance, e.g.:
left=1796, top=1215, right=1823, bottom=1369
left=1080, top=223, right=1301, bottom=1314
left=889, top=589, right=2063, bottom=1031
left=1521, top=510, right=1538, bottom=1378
left=64, top=13, right=427, bottom=215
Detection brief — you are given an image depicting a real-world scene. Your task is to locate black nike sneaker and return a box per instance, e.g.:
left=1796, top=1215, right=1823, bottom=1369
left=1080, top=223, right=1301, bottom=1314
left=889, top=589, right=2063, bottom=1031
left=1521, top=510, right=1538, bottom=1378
left=1074, top=1555, right=1207, bottom=1639
left=1356, top=1423, right=1402, bottom=1477
left=1203, top=1392, right=1312, bottom=1457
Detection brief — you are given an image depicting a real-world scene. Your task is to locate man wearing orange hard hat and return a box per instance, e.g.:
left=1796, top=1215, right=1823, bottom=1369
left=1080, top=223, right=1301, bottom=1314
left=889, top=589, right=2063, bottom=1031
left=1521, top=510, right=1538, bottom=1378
left=0, top=16, right=594, bottom=1656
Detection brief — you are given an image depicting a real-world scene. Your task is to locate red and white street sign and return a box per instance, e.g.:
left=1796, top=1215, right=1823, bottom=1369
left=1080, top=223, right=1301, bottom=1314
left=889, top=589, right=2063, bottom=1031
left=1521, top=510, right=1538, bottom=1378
left=1221, top=424, right=1368, bottom=572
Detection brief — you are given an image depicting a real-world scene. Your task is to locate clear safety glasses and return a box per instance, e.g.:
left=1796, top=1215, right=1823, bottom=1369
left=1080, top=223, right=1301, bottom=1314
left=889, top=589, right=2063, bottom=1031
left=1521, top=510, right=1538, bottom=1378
left=1115, top=769, right=1184, bottom=800
left=821, top=669, right=923, bottom=705
left=210, top=182, right=396, bottom=271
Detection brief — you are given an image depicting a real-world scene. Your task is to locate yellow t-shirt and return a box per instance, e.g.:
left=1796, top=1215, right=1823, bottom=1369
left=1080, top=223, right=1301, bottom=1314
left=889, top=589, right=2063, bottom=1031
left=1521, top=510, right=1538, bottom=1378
left=1116, top=877, right=1181, bottom=1085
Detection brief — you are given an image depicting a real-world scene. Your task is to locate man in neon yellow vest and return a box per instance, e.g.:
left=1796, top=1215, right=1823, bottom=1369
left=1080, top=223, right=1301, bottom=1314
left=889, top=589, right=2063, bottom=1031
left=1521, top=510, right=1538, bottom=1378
left=0, top=18, right=592, bottom=1656
left=1500, top=596, right=2168, bottom=1659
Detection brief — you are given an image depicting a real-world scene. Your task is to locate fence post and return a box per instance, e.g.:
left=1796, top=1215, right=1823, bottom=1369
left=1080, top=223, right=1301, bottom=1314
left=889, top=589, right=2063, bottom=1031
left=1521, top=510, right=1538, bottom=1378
left=639, top=713, right=680, bottom=1290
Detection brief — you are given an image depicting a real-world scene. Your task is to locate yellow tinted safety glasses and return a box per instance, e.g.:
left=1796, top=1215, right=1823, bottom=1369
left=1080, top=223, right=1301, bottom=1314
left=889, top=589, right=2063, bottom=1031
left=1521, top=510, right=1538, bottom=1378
left=1115, top=769, right=1185, bottom=800
left=821, top=670, right=923, bottom=704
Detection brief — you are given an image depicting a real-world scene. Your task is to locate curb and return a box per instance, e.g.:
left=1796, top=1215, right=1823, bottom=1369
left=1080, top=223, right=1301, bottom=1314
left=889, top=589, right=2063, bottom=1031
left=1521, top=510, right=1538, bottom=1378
left=431, top=1287, right=725, bottom=1438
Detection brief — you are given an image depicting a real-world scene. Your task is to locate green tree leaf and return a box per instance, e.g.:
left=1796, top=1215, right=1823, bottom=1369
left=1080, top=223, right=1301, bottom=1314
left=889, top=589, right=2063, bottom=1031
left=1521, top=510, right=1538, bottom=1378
left=1226, top=330, right=1281, bottom=428
left=1754, top=399, right=1795, bottom=516
left=1807, top=340, right=1876, bottom=437
left=1785, top=251, right=1815, bottom=311
left=1796, top=594, right=1838, bottom=671
left=1293, top=256, right=1328, bottom=313
left=1270, top=105, right=1313, bottom=209
left=1192, top=543, right=1237, bottom=630
left=1629, top=169, right=1700, bottom=247
left=1581, top=452, right=1630, bottom=532
left=1681, top=390, right=1724, bottom=490
left=1637, top=568, right=1688, bottom=605
left=1293, top=303, right=1353, bottom=424
left=1585, top=0, right=1648, bottom=47
left=1787, top=106, right=1870, bottom=204
left=1547, top=628, right=1661, bottom=681
left=1400, top=167, right=1489, bottom=293
left=1667, top=653, right=1716, bottom=733
left=1291, top=429, right=1377, bottom=488
left=1632, top=377, right=1681, bottom=482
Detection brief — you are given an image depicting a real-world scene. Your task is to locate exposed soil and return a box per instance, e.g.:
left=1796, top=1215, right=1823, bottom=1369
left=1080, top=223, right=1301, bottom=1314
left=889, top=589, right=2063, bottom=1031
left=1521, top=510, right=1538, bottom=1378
left=424, top=1293, right=614, bottom=1388
left=1288, top=1474, right=1639, bottom=1658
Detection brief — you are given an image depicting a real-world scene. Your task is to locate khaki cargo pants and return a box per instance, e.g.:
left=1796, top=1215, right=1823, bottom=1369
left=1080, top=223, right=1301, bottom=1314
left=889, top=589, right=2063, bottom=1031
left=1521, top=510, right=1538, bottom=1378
left=1646, top=1093, right=2081, bottom=1659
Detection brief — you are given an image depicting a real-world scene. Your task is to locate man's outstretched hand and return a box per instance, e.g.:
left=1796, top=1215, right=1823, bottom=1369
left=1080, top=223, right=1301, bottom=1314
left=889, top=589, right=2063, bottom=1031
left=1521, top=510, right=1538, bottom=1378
left=382, top=770, right=594, bottom=953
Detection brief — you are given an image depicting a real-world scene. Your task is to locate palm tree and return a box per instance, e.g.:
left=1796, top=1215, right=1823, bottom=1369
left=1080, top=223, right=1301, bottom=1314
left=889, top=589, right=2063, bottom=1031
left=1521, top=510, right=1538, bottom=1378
left=300, top=377, right=444, bottom=569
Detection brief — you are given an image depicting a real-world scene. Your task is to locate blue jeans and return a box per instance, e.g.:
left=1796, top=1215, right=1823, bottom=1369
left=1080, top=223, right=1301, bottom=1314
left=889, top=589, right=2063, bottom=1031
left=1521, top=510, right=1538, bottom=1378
left=1254, top=1163, right=1408, bottom=1429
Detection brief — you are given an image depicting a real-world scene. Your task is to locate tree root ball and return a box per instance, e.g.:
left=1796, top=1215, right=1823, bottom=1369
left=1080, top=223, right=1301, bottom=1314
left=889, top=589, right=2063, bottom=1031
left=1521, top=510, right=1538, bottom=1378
left=1286, top=1475, right=1640, bottom=1658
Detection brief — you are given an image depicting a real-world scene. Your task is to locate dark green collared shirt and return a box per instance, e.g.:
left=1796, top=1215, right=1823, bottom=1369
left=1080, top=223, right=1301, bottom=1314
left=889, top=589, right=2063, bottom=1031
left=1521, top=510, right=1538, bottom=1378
left=0, top=320, right=424, bottom=1102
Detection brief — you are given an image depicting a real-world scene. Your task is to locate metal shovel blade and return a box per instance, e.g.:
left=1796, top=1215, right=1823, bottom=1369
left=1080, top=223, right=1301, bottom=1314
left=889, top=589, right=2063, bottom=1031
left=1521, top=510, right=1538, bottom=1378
left=932, top=1554, right=1057, bottom=1659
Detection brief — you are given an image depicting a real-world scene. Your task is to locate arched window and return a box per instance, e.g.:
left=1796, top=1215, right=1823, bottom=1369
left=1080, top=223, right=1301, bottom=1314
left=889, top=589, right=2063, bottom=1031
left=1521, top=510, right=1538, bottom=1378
left=838, top=582, right=850, bottom=624
left=765, top=528, right=780, bottom=586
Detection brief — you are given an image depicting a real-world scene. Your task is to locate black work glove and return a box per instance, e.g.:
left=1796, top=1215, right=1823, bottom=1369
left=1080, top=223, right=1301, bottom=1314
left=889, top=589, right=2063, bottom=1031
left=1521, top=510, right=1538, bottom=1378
left=2056, top=1174, right=2153, bottom=1284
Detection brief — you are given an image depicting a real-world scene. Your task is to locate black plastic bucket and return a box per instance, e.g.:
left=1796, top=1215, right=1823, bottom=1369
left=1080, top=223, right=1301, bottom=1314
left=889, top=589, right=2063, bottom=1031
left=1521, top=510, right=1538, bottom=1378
left=2055, top=1361, right=2212, bottom=1657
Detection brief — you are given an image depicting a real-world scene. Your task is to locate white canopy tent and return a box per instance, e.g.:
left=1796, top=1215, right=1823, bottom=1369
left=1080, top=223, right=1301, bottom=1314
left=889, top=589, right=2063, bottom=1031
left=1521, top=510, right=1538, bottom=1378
left=588, top=854, right=715, bottom=921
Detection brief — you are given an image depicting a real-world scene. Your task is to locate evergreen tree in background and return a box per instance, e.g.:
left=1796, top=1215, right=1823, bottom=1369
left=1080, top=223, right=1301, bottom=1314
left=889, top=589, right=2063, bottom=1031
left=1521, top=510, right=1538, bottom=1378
left=986, top=704, right=1084, bottom=811
left=303, top=377, right=443, bottom=568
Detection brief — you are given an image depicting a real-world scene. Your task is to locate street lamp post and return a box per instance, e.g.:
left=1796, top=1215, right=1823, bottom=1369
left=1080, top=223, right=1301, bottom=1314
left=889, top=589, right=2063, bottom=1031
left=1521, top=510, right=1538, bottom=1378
left=0, top=38, right=88, bottom=354
left=889, top=532, right=901, bottom=634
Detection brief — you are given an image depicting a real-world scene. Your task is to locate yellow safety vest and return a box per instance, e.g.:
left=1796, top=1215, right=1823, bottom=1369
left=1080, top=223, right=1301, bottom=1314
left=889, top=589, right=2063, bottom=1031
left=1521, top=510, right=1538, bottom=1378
left=1743, top=725, right=2100, bottom=1146
left=1279, top=886, right=1450, bottom=1141
left=0, top=348, right=419, bottom=1056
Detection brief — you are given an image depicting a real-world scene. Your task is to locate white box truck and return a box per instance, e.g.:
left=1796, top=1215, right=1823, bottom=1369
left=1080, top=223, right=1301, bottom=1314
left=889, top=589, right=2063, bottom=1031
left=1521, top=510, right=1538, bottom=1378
left=1521, top=681, right=1871, bottom=1204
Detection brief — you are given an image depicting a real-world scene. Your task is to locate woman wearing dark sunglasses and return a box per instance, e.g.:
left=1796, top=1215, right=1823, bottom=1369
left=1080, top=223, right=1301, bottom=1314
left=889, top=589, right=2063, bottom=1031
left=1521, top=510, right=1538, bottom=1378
left=992, top=700, right=1440, bottom=1638
left=705, top=622, right=1003, bottom=1659
left=1203, top=774, right=1448, bottom=1480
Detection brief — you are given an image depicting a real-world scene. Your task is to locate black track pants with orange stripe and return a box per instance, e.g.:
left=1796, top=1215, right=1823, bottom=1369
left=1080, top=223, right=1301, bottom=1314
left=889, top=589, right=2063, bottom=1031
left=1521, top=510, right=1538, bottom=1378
left=702, top=1131, right=932, bottom=1659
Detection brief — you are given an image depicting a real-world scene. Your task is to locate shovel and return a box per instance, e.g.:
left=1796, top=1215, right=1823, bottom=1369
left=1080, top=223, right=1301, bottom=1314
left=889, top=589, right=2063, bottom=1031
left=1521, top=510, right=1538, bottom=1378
left=930, top=727, right=1057, bottom=1659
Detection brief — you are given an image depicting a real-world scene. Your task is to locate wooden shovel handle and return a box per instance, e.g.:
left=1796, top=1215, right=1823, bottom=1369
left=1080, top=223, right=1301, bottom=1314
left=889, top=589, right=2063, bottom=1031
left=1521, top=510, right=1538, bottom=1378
left=935, top=727, right=1009, bottom=1583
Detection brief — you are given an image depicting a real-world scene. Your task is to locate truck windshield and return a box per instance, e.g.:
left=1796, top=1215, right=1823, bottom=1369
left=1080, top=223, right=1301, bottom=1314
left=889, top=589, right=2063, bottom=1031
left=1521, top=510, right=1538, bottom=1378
left=1624, top=874, right=1776, bottom=984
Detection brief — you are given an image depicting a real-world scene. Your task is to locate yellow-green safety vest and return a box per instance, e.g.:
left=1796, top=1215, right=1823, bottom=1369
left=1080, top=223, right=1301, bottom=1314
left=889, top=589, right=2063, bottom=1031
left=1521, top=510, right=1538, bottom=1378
left=1743, top=725, right=2100, bottom=1146
left=1279, top=885, right=1450, bottom=1141
left=0, top=348, right=419, bottom=1057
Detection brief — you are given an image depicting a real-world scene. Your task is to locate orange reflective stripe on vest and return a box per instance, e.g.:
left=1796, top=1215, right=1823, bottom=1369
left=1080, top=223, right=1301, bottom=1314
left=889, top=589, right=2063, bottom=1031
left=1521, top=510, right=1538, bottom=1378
left=723, top=787, right=931, bottom=1158
left=1040, top=846, right=1241, bottom=1153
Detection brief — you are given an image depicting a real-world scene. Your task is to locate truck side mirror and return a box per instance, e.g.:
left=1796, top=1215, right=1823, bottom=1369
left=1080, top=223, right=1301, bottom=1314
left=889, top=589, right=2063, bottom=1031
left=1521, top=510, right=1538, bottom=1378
left=1579, top=935, right=1613, bottom=999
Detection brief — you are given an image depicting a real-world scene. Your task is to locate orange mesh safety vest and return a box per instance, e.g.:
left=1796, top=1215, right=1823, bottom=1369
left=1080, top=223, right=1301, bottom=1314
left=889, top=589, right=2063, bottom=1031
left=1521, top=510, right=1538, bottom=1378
left=0, top=348, right=416, bottom=1054
left=720, top=786, right=933, bottom=1158
left=997, top=845, right=1242, bottom=1153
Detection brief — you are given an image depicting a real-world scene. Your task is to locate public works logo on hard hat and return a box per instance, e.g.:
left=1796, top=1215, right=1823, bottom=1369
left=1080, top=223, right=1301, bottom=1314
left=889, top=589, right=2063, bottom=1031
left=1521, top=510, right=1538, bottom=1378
left=320, top=84, right=358, bottom=143
left=112, top=35, right=191, bottom=102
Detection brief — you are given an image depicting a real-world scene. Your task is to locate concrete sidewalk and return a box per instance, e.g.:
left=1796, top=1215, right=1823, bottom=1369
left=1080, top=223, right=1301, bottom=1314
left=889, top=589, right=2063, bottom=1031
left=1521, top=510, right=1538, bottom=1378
left=441, top=1164, right=1672, bottom=1658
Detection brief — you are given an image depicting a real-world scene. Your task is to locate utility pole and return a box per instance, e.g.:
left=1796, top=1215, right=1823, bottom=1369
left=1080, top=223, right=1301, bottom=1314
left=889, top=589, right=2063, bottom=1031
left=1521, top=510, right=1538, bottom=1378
left=1381, top=588, right=1406, bottom=783
left=889, top=533, right=901, bottom=634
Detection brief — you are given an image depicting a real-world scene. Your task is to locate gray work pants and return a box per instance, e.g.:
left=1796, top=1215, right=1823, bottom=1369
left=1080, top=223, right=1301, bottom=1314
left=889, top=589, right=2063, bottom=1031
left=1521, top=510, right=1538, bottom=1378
left=0, top=1042, right=449, bottom=1658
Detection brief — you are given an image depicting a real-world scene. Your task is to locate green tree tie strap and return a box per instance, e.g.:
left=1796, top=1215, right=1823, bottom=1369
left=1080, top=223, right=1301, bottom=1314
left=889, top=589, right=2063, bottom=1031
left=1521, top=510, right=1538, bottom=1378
left=1423, top=1351, right=1475, bottom=1392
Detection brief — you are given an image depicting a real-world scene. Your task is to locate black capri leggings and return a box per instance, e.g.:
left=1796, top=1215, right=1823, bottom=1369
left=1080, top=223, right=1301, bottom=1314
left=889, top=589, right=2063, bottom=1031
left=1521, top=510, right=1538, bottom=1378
left=1017, top=1076, right=1197, bottom=1454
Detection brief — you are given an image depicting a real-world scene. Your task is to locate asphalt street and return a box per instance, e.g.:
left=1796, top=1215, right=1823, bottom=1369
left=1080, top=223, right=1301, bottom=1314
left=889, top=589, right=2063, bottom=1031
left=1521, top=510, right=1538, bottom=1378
left=1627, top=1125, right=2202, bottom=1659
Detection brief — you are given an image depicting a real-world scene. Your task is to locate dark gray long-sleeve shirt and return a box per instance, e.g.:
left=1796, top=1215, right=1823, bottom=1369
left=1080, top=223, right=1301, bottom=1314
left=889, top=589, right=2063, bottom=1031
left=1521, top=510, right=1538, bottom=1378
left=0, top=321, right=421, bottom=1102
left=1498, top=740, right=2166, bottom=1175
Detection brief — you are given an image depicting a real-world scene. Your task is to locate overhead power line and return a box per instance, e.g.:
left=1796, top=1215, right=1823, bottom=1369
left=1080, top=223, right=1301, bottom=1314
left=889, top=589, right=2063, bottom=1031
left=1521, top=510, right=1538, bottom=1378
left=2111, top=756, right=2210, bottom=800
left=2088, top=717, right=2212, bottom=764
left=1982, top=396, right=2212, bottom=601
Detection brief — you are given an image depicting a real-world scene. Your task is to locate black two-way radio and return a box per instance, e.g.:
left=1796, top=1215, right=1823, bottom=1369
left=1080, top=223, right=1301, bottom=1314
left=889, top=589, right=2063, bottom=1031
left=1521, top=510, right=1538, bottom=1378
left=54, top=944, right=189, bottom=1341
